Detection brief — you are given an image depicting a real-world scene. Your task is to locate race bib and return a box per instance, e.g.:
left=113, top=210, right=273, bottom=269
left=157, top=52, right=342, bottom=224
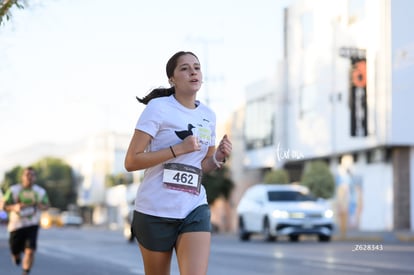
left=163, top=163, right=202, bottom=195
left=19, top=206, right=36, bottom=217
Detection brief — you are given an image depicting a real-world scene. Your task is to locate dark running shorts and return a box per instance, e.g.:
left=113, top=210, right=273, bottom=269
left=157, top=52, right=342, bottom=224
left=132, top=204, right=211, bottom=251
left=9, top=225, right=40, bottom=254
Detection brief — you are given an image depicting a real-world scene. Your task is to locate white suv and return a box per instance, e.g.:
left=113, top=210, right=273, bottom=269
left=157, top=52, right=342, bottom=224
left=237, top=184, right=334, bottom=242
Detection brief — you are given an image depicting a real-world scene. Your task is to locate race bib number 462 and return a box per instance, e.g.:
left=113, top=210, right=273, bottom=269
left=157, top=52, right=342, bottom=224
left=163, top=163, right=202, bottom=195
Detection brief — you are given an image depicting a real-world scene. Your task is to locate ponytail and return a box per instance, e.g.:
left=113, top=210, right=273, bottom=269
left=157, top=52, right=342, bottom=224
left=136, top=87, right=175, bottom=105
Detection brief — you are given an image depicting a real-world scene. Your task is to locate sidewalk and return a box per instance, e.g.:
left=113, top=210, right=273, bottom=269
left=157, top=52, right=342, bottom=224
left=332, top=229, right=414, bottom=243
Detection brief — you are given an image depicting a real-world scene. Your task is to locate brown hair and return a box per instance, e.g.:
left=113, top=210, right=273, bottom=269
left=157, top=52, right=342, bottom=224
left=136, top=51, right=199, bottom=105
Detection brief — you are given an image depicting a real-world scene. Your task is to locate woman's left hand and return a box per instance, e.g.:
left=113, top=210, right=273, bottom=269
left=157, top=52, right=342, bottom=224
left=216, top=134, right=232, bottom=161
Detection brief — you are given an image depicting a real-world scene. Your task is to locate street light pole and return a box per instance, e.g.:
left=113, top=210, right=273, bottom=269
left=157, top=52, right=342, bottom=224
left=186, top=36, right=223, bottom=106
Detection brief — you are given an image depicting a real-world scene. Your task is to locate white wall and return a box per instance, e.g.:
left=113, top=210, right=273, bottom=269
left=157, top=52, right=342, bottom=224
left=359, top=163, right=393, bottom=230
left=285, top=0, right=400, bottom=159
left=390, top=0, right=414, bottom=145
left=331, top=152, right=393, bottom=231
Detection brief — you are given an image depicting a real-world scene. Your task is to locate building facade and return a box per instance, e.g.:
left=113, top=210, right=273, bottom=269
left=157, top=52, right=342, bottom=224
left=65, top=131, right=137, bottom=225
left=231, top=0, right=414, bottom=232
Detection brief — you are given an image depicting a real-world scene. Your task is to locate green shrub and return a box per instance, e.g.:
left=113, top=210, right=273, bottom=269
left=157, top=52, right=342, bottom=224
left=301, top=160, right=335, bottom=199
left=263, top=169, right=290, bottom=184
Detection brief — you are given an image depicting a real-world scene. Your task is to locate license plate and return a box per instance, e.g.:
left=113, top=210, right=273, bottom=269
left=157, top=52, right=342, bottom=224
left=302, top=220, right=313, bottom=229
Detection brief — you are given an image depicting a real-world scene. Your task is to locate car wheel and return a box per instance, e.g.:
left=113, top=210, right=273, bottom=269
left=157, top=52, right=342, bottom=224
left=289, top=234, right=299, bottom=242
left=238, top=216, right=251, bottom=241
left=318, top=235, right=331, bottom=242
left=263, top=218, right=276, bottom=242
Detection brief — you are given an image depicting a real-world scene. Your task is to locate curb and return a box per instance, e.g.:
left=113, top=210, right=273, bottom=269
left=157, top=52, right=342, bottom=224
left=333, top=235, right=383, bottom=242
left=396, top=232, right=414, bottom=242
left=332, top=231, right=414, bottom=243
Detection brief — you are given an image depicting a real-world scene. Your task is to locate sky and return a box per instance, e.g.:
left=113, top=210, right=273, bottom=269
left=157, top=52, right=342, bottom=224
left=0, top=0, right=292, bottom=159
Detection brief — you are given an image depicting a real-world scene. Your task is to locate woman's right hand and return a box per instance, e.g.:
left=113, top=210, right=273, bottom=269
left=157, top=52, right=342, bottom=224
left=180, top=135, right=201, bottom=153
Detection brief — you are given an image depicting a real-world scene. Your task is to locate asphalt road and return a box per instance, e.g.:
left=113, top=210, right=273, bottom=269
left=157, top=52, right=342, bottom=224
left=1, top=225, right=413, bottom=275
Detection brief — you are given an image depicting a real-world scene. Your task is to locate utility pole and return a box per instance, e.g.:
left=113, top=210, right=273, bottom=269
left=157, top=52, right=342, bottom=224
left=186, top=36, right=223, bottom=106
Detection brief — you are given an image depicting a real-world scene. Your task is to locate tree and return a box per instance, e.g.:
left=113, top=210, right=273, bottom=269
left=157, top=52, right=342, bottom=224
left=0, top=165, right=23, bottom=194
left=300, top=160, right=335, bottom=199
left=1, top=0, right=58, bottom=26
left=201, top=167, right=234, bottom=205
left=105, top=172, right=133, bottom=188
left=1, top=157, right=77, bottom=210
left=263, top=168, right=290, bottom=184
left=0, top=0, right=24, bottom=26
left=32, top=157, right=76, bottom=210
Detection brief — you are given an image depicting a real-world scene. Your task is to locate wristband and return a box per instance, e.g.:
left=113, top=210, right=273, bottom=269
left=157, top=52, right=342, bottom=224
left=212, top=151, right=225, bottom=168
left=169, top=146, right=176, bottom=158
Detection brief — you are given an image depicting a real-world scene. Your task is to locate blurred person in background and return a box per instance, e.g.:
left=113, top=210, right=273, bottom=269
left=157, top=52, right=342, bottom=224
left=2, top=167, right=50, bottom=275
left=125, top=51, right=232, bottom=275
left=0, top=190, right=8, bottom=224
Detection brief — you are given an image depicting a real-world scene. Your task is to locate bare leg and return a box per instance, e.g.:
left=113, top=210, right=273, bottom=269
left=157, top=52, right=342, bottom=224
left=139, top=244, right=173, bottom=275
left=175, top=232, right=211, bottom=275
left=11, top=253, right=21, bottom=266
left=22, top=247, right=34, bottom=273
left=338, top=212, right=348, bottom=239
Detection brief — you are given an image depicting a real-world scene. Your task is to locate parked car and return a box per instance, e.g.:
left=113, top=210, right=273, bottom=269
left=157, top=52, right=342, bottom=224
left=60, top=211, right=83, bottom=227
left=40, top=207, right=63, bottom=229
left=237, top=183, right=334, bottom=242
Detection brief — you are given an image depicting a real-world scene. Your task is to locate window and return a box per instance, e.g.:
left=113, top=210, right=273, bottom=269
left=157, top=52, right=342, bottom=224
left=244, top=94, right=275, bottom=150
left=268, top=191, right=316, bottom=202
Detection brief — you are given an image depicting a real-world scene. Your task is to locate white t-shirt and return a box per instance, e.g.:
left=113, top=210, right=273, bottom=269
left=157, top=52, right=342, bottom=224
left=134, top=95, right=217, bottom=219
left=4, top=184, right=49, bottom=232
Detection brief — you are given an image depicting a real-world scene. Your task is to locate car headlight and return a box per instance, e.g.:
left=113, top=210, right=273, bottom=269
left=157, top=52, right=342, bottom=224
left=40, top=216, right=51, bottom=228
left=324, top=209, right=334, bottom=219
left=272, top=209, right=289, bottom=219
